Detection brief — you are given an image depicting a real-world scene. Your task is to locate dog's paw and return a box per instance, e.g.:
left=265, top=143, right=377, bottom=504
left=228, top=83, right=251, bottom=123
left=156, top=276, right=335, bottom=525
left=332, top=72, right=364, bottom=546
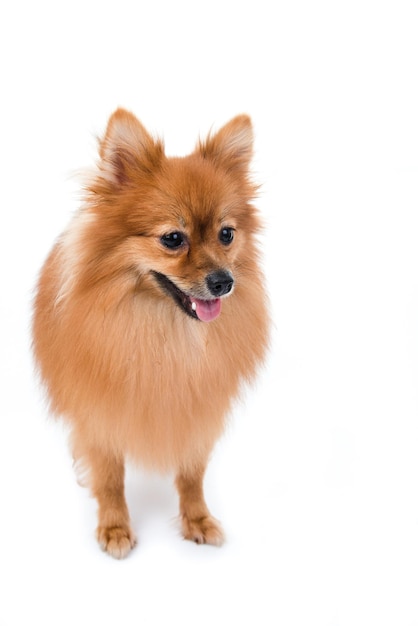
left=96, top=525, right=136, bottom=559
left=181, top=515, right=225, bottom=547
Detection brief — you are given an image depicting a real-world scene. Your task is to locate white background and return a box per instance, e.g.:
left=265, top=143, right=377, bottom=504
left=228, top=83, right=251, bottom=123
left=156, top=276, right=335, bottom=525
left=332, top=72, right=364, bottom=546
left=1, top=1, right=417, bottom=625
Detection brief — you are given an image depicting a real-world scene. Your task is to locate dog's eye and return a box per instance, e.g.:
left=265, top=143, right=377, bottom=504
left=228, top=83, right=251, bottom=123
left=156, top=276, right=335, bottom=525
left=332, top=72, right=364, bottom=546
left=219, top=227, right=234, bottom=245
left=161, top=232, right=185, bottom=249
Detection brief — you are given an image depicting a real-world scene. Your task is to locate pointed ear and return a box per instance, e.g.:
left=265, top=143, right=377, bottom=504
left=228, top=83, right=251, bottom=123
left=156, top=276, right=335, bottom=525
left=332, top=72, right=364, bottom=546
left=99, top=108, right=164, bottom=185
left=197, top=115, right=253, bottom=172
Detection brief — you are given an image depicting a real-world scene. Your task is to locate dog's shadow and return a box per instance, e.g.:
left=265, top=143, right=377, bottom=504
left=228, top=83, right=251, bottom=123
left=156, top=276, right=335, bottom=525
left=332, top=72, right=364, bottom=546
left=125, top=465, right=179, bottom=538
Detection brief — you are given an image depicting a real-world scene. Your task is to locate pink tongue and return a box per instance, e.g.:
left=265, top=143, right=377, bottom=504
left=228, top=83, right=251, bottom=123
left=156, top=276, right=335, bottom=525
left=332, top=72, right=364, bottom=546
left=192, top=297, right=221, bottom=322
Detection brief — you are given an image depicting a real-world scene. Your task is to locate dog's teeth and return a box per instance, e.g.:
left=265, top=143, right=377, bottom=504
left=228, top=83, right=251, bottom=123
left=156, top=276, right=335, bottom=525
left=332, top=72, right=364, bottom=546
left=191, top=302, right=197, bottom=311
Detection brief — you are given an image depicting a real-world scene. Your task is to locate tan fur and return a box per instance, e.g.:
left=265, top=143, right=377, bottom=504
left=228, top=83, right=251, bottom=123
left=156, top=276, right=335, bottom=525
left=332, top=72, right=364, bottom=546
left=32, top=109, right=269, bottom=558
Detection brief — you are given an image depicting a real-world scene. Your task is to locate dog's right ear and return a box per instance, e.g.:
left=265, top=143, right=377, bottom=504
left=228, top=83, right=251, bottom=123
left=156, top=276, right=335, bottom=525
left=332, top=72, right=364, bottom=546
left=99, top=109, right=164, bottom=185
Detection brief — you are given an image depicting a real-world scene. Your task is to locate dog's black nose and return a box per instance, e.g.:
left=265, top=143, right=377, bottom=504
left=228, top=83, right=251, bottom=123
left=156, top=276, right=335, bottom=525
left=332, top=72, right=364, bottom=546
left=206, top=271, right=234, bottom=297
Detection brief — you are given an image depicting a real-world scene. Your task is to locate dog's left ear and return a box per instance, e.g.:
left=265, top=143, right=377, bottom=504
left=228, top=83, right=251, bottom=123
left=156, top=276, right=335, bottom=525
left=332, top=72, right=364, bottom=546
left=198, top=115, right=253, bottom=173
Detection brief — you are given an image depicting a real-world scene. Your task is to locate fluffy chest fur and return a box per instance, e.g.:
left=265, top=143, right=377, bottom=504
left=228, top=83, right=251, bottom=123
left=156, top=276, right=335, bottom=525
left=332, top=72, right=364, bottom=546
left=35, top=214, right=267, bottom=472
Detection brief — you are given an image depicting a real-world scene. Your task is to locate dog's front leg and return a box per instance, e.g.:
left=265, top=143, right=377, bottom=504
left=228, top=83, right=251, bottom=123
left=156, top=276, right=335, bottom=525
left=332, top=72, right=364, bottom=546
left=175, top=464, right=224, bottom=546
left=84, top=446, right=136, bottom=558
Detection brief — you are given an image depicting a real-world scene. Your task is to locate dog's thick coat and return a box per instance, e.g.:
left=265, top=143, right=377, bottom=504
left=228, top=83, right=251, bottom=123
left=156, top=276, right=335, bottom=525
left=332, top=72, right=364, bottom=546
left=33, top=109, right=269, bottom=557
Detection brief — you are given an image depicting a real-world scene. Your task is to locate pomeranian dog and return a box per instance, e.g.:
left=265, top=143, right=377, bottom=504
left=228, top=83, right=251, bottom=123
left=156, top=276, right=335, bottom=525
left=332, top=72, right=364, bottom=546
left=32, top=109, right=269, bottom=558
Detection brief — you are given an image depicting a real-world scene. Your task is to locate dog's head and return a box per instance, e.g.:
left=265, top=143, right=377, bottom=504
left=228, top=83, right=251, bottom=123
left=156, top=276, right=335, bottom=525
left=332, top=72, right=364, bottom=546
left=84, top=109, right=261, bottom=322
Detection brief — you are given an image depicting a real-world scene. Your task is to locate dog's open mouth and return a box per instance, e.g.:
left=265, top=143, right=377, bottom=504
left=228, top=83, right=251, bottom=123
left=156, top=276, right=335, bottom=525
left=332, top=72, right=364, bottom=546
left=151, top=272, right=221, bottom=322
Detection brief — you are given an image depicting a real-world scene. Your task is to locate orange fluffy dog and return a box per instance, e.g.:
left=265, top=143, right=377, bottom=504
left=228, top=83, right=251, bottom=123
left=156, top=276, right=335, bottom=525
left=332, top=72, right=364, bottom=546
left=32, top=109, right=269, bottom=558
